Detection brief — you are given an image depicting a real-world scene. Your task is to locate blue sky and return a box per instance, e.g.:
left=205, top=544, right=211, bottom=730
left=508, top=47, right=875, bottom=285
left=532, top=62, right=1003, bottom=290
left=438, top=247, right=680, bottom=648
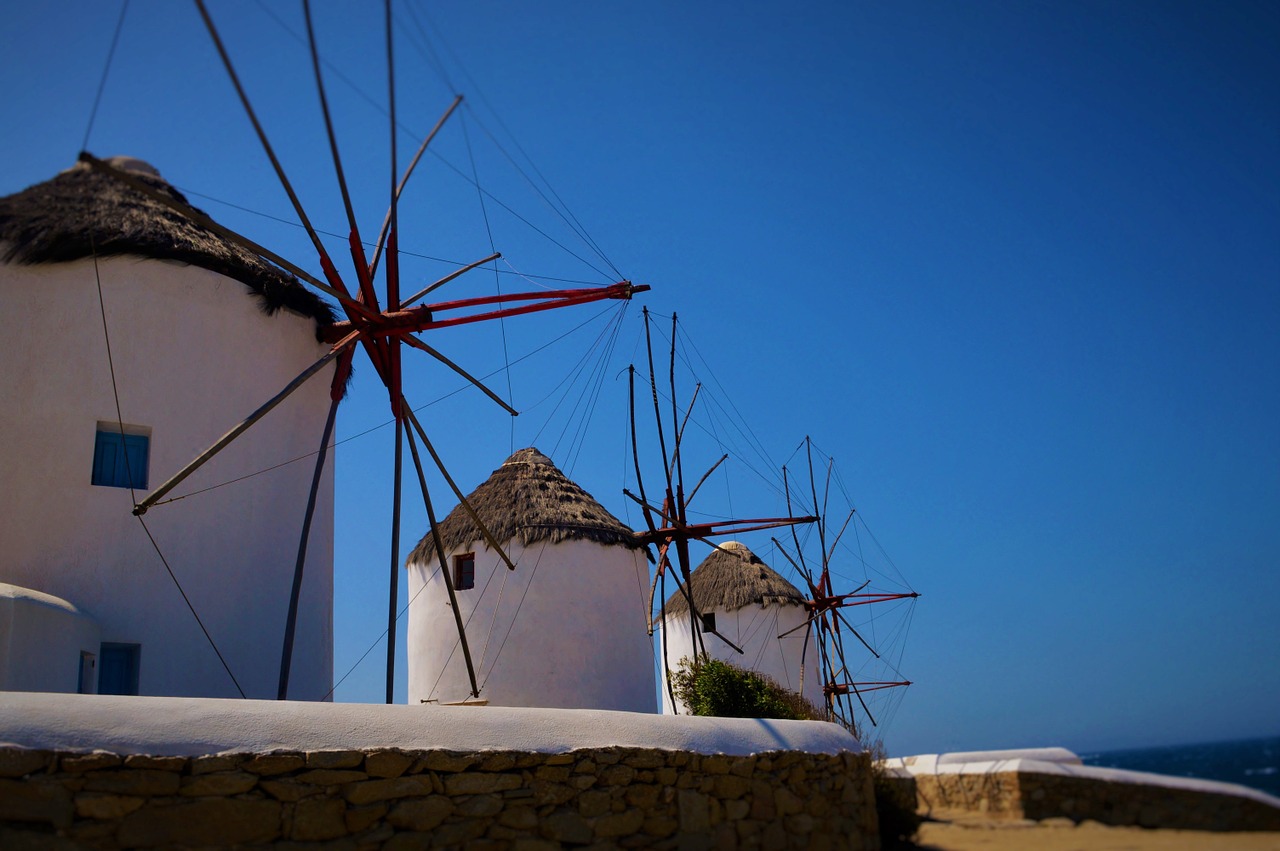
left=3, top=1, right=1277, bottom=757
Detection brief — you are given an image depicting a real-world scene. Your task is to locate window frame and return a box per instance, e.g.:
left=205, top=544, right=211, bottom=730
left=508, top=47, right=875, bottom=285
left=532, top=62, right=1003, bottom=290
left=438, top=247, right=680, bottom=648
left=91, top=422, right=151, bottom=490
left=453, top=553, right=476, bottom=591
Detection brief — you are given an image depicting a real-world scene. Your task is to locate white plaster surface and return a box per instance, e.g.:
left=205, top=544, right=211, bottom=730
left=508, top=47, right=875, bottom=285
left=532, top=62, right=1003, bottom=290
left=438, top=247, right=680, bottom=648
left=408, top=536, right=655, bottom=712
left=0, top=583, right=100, bottom=693
left=0, top=253, right=334, bottom=700
left=887, top=748, right=1280, bottom=810
left=936, top=746, right=1081, bottom=765
left=657, top=601, right=823, bottom=715
left=0, top=692, right=862, bottom=757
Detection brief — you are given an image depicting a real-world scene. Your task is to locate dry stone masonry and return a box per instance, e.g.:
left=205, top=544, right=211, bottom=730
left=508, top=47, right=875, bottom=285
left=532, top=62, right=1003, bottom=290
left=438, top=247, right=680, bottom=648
left=910, top=768, right=1280, bottom=832
left=0, top=745, right=878, bottom=849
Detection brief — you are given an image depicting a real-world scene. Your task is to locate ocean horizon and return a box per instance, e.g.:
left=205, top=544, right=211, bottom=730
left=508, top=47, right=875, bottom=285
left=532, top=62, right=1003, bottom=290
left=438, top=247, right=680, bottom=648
left=1080, top=734, right=1280, bottom=798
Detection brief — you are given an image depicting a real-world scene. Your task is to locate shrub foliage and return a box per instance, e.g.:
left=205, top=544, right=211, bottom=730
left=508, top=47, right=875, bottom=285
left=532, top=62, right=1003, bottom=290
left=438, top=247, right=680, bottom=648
left=669, top=655, right=825, bottom=721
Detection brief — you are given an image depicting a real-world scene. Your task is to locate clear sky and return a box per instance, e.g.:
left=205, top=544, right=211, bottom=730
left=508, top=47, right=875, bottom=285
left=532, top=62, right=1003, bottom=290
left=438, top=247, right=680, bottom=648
left=3, top=1, right=1277, bottom=757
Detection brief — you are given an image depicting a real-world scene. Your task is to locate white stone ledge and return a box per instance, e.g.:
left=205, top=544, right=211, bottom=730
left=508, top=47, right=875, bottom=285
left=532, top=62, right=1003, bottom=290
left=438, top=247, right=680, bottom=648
left=0, top=692, right=861, bottom=758
left=887, top=747, right=1280, bottom=810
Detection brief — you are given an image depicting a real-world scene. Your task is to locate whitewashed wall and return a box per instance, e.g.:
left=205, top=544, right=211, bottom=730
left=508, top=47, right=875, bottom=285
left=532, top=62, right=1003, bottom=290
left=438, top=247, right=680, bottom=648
left=0, top=253, right=334, bottom=700
left=656, top=602, right=825, bottom=714
left=407, top=537, right=656, bottom=712
left=0, top=583, right=101, bottom=693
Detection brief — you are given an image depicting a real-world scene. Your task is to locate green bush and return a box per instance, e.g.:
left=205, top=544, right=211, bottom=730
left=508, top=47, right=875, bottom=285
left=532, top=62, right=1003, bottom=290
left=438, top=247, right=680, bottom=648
left=669, top=655, right=825, bottom=721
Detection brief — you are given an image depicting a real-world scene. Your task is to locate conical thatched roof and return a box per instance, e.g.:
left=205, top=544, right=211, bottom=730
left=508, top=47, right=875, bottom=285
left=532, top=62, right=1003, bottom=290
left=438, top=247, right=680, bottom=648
left=0, top=157, right=334, bottom=329
left=408, top=447, right=644, bottom=564
left=661, top=541, right=805, bottom=618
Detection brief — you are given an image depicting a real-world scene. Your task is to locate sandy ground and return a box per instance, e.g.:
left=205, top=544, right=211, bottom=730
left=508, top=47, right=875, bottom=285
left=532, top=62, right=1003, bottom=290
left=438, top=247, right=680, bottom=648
left=909, top=816, right=1280, bottom=850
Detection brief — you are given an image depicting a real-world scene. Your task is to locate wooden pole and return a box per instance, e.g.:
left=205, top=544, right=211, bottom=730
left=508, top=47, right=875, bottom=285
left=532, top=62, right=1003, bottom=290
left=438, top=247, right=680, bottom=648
left=277, top=395, right=339, bottom=699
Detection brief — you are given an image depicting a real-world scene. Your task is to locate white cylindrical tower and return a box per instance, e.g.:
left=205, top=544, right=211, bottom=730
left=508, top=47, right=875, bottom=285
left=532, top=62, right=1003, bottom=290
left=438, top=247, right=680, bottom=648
left=407, top=448, right=656, bottom=712
left=0, top=158, right=335, bottom=700
left=656, top=541, right=824, bottom=714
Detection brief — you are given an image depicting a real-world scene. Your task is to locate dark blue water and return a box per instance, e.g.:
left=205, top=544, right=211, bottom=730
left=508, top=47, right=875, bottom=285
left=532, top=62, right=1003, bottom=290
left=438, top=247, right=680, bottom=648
left=1081, top=735, right=1280, bottom=798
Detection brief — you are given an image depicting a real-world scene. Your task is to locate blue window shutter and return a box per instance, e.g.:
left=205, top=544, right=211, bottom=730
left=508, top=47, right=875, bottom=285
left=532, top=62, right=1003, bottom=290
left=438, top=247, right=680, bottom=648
left=121, top=433, right=148, bottom=489
left=92, top=429, right=149, bottom=489
left=91, top=431, right=118, bottom=486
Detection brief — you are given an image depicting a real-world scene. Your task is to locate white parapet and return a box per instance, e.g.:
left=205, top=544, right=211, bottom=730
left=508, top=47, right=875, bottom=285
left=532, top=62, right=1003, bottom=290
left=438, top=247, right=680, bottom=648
left=0, top=692, right=862, bottom=758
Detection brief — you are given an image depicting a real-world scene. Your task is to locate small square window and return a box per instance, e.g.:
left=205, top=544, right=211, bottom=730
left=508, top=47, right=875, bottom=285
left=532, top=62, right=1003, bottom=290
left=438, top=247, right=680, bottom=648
left=701, top=612, right=717, bottom=633
left=92, top=425, right=149, bottom=489
left=454, top=553, right=476, bottom=591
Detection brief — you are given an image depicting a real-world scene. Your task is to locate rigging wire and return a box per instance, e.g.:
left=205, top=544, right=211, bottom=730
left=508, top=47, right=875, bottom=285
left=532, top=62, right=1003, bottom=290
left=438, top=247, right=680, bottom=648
left=460, top=109, right=516, bottom=453
left=91, top=240, right=245, bottom=699
left=399, top=0, right=622, bottom=279
left=81, top=0, right=130, bottom=151
left=560, top=305, right=631, bottom=475
left=248, top=0, right=620, bottom=285
left=145, top=302, right=621, bottom=509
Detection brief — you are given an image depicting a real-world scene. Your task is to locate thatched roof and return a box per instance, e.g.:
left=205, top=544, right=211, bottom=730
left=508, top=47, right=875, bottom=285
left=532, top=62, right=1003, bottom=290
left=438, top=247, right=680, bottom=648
left=661, top=541, right=806, bottom=618
left=0, top=157, right=334, bottom=329
left=408, top=447, right=644, bottom=564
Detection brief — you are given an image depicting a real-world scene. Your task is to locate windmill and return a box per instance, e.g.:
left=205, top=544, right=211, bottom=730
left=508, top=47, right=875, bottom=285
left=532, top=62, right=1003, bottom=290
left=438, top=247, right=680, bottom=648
left=625, top=307, right=814, bottom=712
left=773, top=437, right=919, bottom=735
left=84, top=0, right=647, bottom=703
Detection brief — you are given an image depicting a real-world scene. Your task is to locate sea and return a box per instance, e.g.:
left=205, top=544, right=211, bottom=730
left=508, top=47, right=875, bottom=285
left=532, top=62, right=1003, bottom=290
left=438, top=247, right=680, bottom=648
left=1080, top=734, right=1280, bottom=799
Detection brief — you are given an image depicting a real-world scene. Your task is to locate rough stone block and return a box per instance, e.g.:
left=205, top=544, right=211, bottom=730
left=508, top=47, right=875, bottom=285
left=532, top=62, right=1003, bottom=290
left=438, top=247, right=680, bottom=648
left=479, top=752, right=519, bottom=772
left=189, top=754, right=243, bottom=775
left=117, top=798, right=281, bottom=846
left=428, top=819, right=489, bottom=846
left=595, top=808, right=645, bottom=838
left=642, top=815, right=679, bottom=838
left=75, top=792, right=145, bottom=819
left=123, top=755, right=188, bottom=772
left=678, top=789, right=710, bottom=833
left=365, top=750, right=415, bottom=779
left=299, top=750, right=364, bottom=770
left=344, top=801, right=388, bottom=834
left=244, top=752, right=306, bottom=776
left=541, top=810, right=592, bottom=844
left=443, top=772, right=522, bottom=795
left=456, top=793, right=504, bottom=818
left=179, top=770, right=258, bottom=797
left=58, top=752, right=121, bottom=773
left=386, top=796, right=454, bottom=831
left=382, top=829, right=433, bottom=850
left=511, top=839, right=560, bottom=851
left=296, top=769, right=370, bottom=786
left=713, top=775, right=750, bottom=799
left=699, top=755, right=731, bottom=776
left=624, top=784, right=660, bottom=809
left=291, top=796, right=348, bottom=841
left=577, top=789, right=611, bottom=818
left=599, top=765, right=636, bottom=786
left=81, top=769, right=180, bottom=797
left=343, top=776, right=434, bottom=805
left=774, top=787, right=803, bottom=816
left=415, top=751, right=476, bottom=773
left=260, top=778, right=325, bottom=802
left=0, top=749, right=51, bottom=778
left=498, top=805, right=539, bottom=829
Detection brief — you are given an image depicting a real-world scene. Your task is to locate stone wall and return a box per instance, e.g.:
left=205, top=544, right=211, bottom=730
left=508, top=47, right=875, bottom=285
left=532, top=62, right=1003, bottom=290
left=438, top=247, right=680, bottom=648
left=0, top=745, right=878, bottom=849
left=913, top=770, right=1280, bottom=832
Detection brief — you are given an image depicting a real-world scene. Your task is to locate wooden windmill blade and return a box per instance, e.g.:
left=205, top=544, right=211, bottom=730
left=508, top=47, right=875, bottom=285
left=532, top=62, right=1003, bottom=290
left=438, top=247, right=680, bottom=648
left=88, top=2, right=651, bottom=703
left=778, top=438, right=920, bottom=734
left=631, top=310, right=821, bottom=713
